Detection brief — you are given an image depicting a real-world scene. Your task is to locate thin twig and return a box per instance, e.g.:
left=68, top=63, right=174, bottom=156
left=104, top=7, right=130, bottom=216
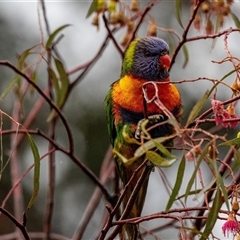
left=1, top=129, right=112, bottom=203
left=0, top=231, right=71, bottom=240
left=102, top=13, right=123, bottom=58
left=43, top=119, right=56, bottom=240
left=194, top=146, right=235, bottom=231
left=10, top=81, right=30, bottom=240
left=0, top=207, right=30, bottom=240
left=40, top=0, right=50, bottom=35
left=72, top=146, right=114, bottom=240
left=128, top=0, right=159, bottom=45
left=0, top=61, right=75, bottom=154
left=1, top=148, right=55, bottom=210
left=170, top=0, right=205, bottom=70
left=98, top=159, right=149, bottom=240
left=105, top=161, right=153, bottom=240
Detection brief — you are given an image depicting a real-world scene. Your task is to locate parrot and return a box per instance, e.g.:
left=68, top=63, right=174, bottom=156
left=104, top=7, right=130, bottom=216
left=104, top=37, right=182, bottom=239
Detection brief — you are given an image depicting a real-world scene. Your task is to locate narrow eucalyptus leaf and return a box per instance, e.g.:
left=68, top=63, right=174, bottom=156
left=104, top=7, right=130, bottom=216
left=27, top=134, right=41, bottom=209
left=166, top=156, right=185, bottom=211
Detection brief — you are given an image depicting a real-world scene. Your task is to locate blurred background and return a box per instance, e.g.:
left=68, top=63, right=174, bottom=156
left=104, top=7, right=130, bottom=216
left=0, top=1, right=240, bottom=239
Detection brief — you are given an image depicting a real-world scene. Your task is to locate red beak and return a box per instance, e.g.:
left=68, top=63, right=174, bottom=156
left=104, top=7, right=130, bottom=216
left=159, top=54, right=171, bottom=70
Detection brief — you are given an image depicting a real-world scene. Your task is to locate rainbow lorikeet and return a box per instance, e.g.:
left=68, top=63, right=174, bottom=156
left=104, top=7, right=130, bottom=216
left=105, top=37, right=182, bottom=239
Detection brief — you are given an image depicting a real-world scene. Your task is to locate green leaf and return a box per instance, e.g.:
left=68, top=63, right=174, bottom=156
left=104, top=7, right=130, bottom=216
left=168, top=118, right=181, bottom=133
left=30, top=69, right=38, bottom=96
left=47, top=58, right=70, bottom=122
left=186, top=90, right=209, bottom=126
left=134, top=135, right=175, bottom=158
left=49, top=67, right=60, bottom=92
left=47, top=68, right=60, bottom=122
left=184, top=145, right=208, bottom=203
left=200, top=188, right=221, bottom=240
left=46, top=24, right=71, bottom=48
left=225, top=149, right=240, bottom=179
left=192, top=178, right=216, bottom=201
left=113, top=149, right=137, bottom=166
left=146, top=151, right=177, bottom=167
left=27, top=134, right=41, bottom=209
left=53, top=57, right=69, bottom=107
left=153, top=140, right=176, bottom=159
left=205, top=155, right=230, bottom=211
left=86, top=0, right=98, bottom=18
left=177, top=189, right=202, bottom=199
left=231, top=12, right=240, bottom=28
left=140, top=119, right=151, bottom=139
left=167, top=34, right=175, bottom=57
left=17, top=45, right=37, bottom=71
left=218, top=137, right=240, bottom=147
left=166, top=156, right=185, bottom=211
left=158, top=158, right=177, bottom=167
left=231, top=150, right=240, bottom=172
left=208, top=67, right=240, bottom=96
left=0, top=76, right=19, bottom=101
left=122, top=125, right=141, bottom=145
left=182, top=44, right=189, bottom=68
left=146, top=150, right=165, bottom=166
left=15, top=45, right=38, bottom=90
left=217, top=172, right=229, bottom=210
left=175, top=0, right=183, bottom=28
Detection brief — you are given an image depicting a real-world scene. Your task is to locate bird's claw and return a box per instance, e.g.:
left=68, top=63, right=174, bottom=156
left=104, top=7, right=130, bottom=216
left=135, top=119, right=146, bottom=139
left=135, top=114, right=165, bottom=139
left=148, top=114, right=165, bottom=122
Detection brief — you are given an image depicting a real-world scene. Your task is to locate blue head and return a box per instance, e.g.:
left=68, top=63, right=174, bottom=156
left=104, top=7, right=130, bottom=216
left=122, top=37, right=170, bottom=81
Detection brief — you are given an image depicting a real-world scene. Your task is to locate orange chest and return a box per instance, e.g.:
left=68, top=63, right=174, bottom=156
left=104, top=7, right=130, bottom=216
left=112, top=75, right=181, bottom=114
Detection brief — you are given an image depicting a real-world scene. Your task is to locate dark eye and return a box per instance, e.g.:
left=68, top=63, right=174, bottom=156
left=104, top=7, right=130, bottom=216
left=160, top=50, right=168, bottom=56
left=144, top=49, right=152, bottom=57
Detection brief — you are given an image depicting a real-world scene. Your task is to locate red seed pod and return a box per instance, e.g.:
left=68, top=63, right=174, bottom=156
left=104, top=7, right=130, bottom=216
left=208, top=144, right=218, bottom=160
left=231, top=82, right=239, bottom=95
left=147, top=22, right=157, bottom=37
left=109, top=13, right=118, bottom=24
left=205, top=19, right=214, bottom=35
left=226, top=103, right=235, bottom=116
left=217, top=0, right=225, bottom=7
left=92, top=14, right=99, bottom=27
left=127, top=20, right=134, bottom=32
left=201, top=2, right=210, bottom=13
left=222, top=5, right=231, bottom=16
left=217, top=15, right=224, bottom=28
left=232, top=200, right=239, bottom=214
left=117, top=11, right=126, bottom=25
left=194, top=13, right=201, bottom=31
left=121, top=33, right=130, bottom=47
left=130, top=0, right=139, bottom=12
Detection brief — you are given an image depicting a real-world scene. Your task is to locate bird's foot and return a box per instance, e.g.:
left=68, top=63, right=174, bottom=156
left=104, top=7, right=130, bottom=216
left=135, top=114, right=165, bottom=139
left=135, top=118, right=146, bottom=139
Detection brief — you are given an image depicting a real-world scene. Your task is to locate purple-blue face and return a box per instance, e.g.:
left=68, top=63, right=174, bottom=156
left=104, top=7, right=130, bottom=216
left=130, top=37, right=170, bottom=81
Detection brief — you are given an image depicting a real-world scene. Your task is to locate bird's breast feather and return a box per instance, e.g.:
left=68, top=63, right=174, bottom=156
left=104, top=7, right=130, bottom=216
left=112, top=75, right=181, bottom=116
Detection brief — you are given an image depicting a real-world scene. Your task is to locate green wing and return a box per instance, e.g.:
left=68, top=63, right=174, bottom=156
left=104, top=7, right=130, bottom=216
left=104, top=83, right=116, bottom=146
